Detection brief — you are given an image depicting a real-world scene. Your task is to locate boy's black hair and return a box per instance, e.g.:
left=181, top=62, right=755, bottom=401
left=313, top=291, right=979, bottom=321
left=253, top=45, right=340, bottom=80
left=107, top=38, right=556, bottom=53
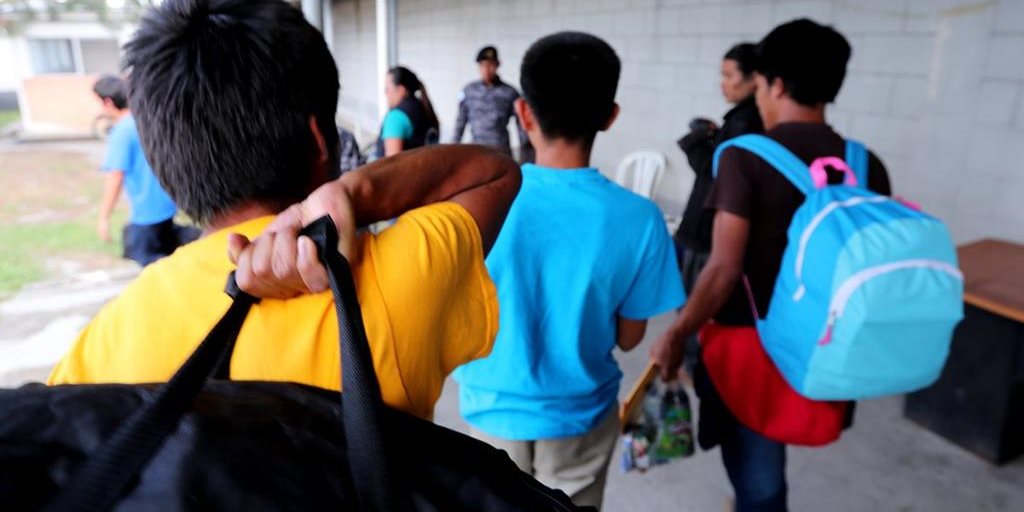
left=125, top=0, right=340, bottom=226
left=756, top=19, right=851, bottom=107
left=93, top=75, right=128, bottom=110
left=723, top=43, right=758, bottom=78
left=520, top=32, right=620, bottom=144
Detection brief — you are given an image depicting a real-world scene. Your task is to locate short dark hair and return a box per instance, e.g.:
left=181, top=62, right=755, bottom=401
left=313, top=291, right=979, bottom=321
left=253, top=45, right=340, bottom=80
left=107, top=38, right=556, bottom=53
left=93, top=75, right=127, bottom=109
left=125, top=0, right=340, bottom=225
left=723, top=43, right=757, bottom=78
left=520, top=32, right=620, bottom=144
left=756, top=19, right=851, bottom=107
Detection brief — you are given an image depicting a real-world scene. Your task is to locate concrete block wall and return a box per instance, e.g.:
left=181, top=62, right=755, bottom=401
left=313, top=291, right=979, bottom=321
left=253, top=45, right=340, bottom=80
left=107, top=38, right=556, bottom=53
left=330, top=0, right=1024, bottom=244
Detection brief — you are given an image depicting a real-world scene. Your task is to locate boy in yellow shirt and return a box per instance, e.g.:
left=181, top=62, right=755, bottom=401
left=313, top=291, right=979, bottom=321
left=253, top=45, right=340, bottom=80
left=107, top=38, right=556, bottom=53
left=49, top=0, right=521, bottom=421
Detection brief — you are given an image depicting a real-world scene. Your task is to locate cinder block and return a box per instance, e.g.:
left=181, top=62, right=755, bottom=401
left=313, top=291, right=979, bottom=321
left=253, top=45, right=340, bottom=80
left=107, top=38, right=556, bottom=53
left=626, top=36, right=660, bottom=62
left=849, top=114, right=926, bottom=159
left=985, top=36, right=1024, bottom=81
left=698, top=35, right=738, bottom=64
left=955, top=175, right=1001, bottom=216
left=657, top=90, right=693, bottom=125
left=582, top=13, right=617, bottom=36
left=976, top=81, right=1021, bottom=126
left=692, top=3, right=725, bottom=35
left=614, top=9, right=658, bottom=35
left=675, top=64, right=719, bottom=95
left=994, top=0, right=1024, bottom=33
left=1016, top=93, right=1024, bottom=128
left=654, top=9, right=687, bottom=36
left=890, top=77, right=930, bottom=119
left=532, top=0, right=556, bottom=17
left=661, top=0, right=703, bottom=6
left=618, top=87, right=660, bottom=115
left=833, top=0, right=908, bottom=34
left=835, top=74, right=894, bottom=115
left=966, top=128, right=1024, bottom=178
left=829, top=108, right=855, bottom=135
left=773, top=1, right=833, bottom=25
left=715, top=1, right=774, bottom=35
left=659, top=36, right=700, bottom=64
left=639, top=63, right=677, bottom=91
left=855, top=35, right=933, bottom=74
left=620, top=62, right=645, bottom=88
left=993, top=175, right=1024, bottom=231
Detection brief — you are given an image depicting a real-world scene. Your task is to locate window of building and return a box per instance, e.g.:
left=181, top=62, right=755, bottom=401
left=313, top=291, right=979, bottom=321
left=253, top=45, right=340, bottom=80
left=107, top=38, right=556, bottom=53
left=27, top=39, right=76, bottom=74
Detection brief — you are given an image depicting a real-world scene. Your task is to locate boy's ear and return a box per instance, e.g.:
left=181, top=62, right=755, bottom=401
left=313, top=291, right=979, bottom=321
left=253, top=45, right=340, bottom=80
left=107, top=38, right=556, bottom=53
left=600, top=103, right=620, bottom=132
left=770, top=76, right=787, bottom=100
left=514, top=97, right=536, bottom=133
left=308, top=116, right=328, bottom=164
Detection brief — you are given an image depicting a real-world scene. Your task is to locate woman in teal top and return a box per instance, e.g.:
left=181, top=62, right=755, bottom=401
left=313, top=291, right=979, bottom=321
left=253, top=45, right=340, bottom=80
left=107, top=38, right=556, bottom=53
left=377, top=66, right=440, bottom=158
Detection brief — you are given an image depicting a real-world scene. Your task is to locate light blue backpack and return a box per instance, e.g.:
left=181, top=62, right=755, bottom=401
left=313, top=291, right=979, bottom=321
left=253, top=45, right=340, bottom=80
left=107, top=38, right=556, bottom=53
left=712, top=135, right=964, bottom=400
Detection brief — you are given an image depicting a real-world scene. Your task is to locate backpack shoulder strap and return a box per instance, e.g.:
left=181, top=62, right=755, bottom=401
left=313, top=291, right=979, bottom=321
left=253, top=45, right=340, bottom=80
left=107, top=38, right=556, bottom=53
left=845, top=139, right=869, bottom=188
left=713, top=134, right=813, bottom=194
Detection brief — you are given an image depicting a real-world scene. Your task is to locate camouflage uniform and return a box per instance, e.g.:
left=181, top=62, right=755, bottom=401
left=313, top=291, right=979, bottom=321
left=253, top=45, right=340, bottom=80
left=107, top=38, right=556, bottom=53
left=452, top=77, right=533, bottom=161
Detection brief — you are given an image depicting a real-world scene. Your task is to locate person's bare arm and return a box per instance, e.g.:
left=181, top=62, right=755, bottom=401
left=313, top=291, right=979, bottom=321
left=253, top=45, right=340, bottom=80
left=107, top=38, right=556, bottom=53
left=617, top=317, right=648, bottom=351
left=97, top=171, right=125, bottom=242
left=383, top=138, right=404, bottom=157
left=650, top=211, right=749, bottom=380
left=229, top=145, right=521, bottom=297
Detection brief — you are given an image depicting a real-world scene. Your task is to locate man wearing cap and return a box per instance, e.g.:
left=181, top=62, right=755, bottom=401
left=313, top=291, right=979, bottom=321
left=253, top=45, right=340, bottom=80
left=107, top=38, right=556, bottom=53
left=452, top=46, right=533, bottom=162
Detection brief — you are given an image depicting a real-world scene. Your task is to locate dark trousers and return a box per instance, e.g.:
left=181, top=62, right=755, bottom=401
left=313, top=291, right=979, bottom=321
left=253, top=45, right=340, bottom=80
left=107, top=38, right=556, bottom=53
left=679, top=243, right=788, bottom=511
left=720, top=418, right=788, bottom=511
left=123, top=219, right=200, bottom=266
left=680, top=247, right=709, bottom=373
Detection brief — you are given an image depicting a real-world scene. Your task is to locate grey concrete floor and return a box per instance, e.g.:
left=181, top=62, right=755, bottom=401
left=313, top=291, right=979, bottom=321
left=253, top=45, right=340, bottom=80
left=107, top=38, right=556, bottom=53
left=434, top=313, right=1024, bottom=512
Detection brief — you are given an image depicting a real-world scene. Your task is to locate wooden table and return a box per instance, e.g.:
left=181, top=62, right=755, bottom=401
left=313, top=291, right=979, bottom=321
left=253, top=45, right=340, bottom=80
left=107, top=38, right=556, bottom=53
left=904, top=239, right=1024, bottom=464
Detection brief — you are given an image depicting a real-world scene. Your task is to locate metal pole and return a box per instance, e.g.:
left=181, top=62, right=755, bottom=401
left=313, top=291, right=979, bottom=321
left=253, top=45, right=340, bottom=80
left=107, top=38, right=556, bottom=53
left=375, top=0, right=396, bottom=121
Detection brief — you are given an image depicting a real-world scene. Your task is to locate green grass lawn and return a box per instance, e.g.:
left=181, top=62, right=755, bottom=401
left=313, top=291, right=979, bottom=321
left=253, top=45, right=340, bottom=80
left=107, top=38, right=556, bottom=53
left=0, top=211, right=126, bottom=296
left=0, top=109, right=20, bottom=128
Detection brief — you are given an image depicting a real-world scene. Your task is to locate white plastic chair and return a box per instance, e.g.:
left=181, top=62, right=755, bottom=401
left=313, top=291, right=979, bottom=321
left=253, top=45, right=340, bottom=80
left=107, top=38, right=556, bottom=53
left=613, top=151, right=682, bottom=233
left=613, top=151, right=666, bottom=200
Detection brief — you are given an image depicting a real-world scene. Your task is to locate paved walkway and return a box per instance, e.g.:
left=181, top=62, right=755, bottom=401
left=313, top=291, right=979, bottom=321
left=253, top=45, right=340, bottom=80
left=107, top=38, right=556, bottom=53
left=0, top=265, right=137, bottom=386
left=435, top=313, right=1024, bottom=511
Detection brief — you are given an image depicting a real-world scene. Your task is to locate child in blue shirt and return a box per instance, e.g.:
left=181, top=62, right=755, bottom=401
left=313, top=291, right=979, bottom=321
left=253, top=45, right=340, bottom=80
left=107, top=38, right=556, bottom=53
left=93, top=76, right=196, bottom=266
left=454, top=32, right=685, bottom=509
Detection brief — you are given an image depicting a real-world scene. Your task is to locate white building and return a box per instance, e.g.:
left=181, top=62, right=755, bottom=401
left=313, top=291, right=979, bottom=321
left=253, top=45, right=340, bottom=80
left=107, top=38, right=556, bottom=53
left=323, top=0, right=1024, bottom=245
left=0, top=11, right=134, bottom=137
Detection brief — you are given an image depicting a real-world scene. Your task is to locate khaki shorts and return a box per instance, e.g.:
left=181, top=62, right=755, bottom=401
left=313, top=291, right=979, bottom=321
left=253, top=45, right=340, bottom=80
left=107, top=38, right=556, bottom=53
left=470, top=407, right=620, bottom=510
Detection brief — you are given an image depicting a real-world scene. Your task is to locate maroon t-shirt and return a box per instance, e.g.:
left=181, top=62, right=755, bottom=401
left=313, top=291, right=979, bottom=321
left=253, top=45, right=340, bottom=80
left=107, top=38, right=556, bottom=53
left=706, top=122, right=892, bottom=326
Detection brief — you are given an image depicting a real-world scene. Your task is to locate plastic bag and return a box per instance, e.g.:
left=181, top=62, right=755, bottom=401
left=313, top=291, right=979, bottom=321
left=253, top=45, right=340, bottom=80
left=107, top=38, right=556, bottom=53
left=620, top=378, right=694, bottom=473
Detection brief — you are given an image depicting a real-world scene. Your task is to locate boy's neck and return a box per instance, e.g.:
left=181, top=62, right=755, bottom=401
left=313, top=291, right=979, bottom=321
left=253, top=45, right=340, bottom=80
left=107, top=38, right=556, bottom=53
left=532, top=137, right=593, bottom=169
left=774, top=98, right=827, bottom=127
left=203, top=202, right=281, bottom=236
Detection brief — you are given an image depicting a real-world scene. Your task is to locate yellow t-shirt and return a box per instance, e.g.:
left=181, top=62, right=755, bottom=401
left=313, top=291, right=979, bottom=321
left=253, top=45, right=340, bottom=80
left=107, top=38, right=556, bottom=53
left=48, top=203, right=498, bottom=420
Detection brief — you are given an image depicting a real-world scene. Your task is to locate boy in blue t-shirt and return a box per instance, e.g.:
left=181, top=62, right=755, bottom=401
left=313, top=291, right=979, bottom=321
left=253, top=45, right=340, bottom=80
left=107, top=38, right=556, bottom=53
left=454, top=32, right=685, bottom=509
left=93, top=76, right=197, bottom=266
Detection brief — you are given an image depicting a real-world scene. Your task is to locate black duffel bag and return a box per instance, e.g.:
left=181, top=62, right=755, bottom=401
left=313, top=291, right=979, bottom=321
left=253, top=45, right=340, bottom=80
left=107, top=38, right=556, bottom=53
left=0, top=217, right=586, bottom=512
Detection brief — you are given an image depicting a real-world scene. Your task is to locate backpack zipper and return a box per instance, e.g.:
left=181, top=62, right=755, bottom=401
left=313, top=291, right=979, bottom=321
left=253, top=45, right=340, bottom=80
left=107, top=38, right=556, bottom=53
left=792, top=195, right=892, bottom=300
left=818, top=259, right=962, bottom=346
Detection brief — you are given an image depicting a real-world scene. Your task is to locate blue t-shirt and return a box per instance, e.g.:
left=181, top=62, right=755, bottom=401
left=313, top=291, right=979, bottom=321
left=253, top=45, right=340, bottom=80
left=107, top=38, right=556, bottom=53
left=454, top=164, right=685, bottom=440
left=102, top=115, right=177, bottom=226
left=380, top=108, right=414, bottom=140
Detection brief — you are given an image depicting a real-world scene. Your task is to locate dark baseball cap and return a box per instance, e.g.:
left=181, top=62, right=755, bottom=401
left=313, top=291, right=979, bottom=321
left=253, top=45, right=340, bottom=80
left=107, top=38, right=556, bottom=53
left=476, top=46, right=499, bottom=63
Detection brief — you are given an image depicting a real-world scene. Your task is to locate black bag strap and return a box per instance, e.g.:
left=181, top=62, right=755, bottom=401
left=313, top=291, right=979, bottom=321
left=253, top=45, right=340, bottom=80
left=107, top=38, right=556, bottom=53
left=304, top=216, right=409, bottom=511
left=42, top=278, right=259, bottom=512
left=47, top=217, right=408, bottom=512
